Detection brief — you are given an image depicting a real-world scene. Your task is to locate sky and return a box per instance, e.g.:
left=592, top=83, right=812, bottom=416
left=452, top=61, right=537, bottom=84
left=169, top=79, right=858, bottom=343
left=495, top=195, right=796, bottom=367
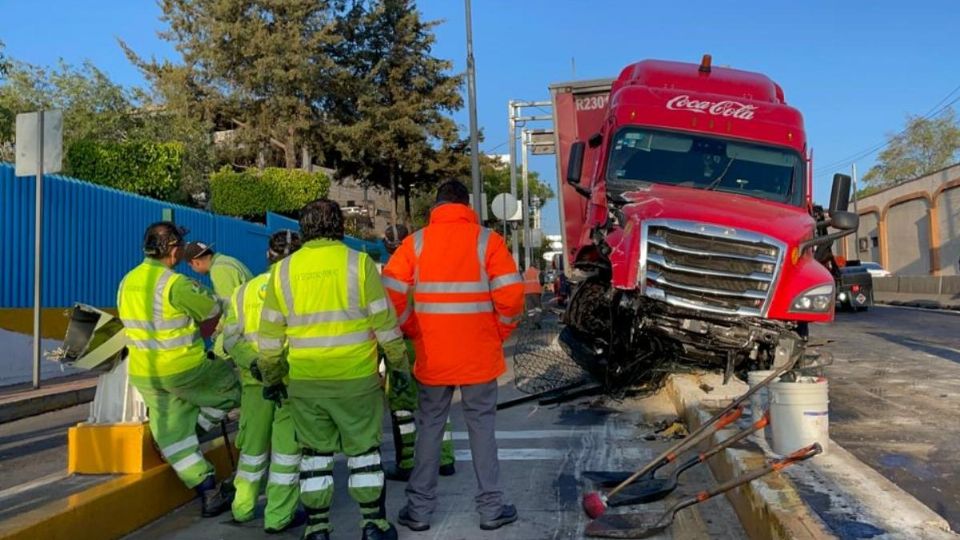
left=3, top=0, right=960, bottom=234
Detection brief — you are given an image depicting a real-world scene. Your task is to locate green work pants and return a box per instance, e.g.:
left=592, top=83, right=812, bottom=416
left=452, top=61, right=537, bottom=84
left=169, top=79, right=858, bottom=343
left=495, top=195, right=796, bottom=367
left=287, top=381, right=388, bottom=536
left=232, top=382, right=301, bottom=530
left=131, top=358, right=241, bottom=489
left=387, top=370, right=454, bottom=471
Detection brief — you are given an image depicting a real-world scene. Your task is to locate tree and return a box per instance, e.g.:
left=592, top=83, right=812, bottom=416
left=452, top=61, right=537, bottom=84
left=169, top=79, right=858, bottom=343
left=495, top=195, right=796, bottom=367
left=862, top=108, right=960, bottom=188
left=327, top=0, right=470, bottom=220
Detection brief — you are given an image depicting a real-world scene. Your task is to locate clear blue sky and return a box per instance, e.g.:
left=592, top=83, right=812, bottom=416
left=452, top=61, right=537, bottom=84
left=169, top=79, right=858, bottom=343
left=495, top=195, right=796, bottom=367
left=3, top=0, right=959, bottom=234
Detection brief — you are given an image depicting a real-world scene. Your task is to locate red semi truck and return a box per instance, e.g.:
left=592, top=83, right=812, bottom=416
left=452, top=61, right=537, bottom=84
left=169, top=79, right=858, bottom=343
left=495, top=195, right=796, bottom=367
left=550, top=56, right=858, bottom=384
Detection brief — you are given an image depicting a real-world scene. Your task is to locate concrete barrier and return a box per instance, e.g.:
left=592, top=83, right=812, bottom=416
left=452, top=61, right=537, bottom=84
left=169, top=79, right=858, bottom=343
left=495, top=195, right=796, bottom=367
left=870, top=276, right=960, bottom=309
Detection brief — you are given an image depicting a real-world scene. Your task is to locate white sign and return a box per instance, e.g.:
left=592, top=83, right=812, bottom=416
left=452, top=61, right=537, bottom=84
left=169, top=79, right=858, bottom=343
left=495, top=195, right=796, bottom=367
left=665, top=95, right=757, bottom=120
left=15, top=110, right=64, bottom=176
left=491, top=193, right=519, bottom=221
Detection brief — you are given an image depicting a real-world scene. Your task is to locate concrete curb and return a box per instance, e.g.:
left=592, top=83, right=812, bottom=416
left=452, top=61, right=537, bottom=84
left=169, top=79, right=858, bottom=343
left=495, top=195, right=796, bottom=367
left=0, top=379, right=97, bottom=423
left=0, top=437, right=235, bottom=540
left=666, top=373, right=956, bottom=540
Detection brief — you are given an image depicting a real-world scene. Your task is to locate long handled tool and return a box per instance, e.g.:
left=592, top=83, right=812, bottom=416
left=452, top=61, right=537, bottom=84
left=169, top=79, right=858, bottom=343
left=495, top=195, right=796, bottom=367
left=606, top=412, right=770, bottom=506
left=220, top=419, right=237, bottom=473
left=582, top=359, right=795, bottom=519
left=585, top=442, right=822, bottom=538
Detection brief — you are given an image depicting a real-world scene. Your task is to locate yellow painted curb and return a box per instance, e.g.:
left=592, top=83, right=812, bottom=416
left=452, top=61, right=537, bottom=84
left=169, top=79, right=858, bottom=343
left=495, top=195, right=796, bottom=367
left=68, top=422, right=165, bottom=474
left=0, top=438, right=236, bottom=540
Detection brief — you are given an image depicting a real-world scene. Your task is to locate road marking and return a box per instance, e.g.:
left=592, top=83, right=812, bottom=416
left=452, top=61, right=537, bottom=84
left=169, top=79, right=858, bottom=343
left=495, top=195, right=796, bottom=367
left=0, top=471, right=67, bottom=501
left=454, top=447, right=651, bottom=462
left=449, top=428, right=637, bottom=441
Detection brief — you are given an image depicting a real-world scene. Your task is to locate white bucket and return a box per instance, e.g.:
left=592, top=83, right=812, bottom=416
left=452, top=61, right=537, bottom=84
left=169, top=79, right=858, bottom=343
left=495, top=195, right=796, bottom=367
left=770, top=376, right=829, bottom=456
left=747, top=370, right=775, bottom=439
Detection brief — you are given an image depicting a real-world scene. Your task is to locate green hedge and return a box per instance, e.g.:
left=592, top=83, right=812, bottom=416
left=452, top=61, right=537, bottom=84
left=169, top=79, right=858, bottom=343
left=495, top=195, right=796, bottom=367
left=66, top=140, right=184, bottom=200
left=210, top=166, right=330, bottom=217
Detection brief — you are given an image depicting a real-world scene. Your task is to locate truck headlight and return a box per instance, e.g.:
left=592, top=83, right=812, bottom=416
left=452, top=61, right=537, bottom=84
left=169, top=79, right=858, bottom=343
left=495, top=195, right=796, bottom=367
left=790, top=285, right=834, bottom=313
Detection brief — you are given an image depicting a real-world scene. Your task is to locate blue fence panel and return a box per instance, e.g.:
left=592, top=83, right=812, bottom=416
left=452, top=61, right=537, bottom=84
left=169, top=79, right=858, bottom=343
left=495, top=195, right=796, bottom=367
left=266, top=211, right=389, bottom=262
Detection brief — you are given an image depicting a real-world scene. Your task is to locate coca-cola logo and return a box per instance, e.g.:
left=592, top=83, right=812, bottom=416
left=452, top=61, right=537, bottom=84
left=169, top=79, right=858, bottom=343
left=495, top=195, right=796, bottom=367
left=666, top=95, right=758, bottom=120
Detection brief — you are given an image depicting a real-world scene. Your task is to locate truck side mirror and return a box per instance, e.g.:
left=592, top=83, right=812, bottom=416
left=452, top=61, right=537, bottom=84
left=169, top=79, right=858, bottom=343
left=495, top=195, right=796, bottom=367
left=831, top=211, right=859, bottom=231
left=829, top=173, right=851, bottom=213
left=567, top=141, right=586, bottom=186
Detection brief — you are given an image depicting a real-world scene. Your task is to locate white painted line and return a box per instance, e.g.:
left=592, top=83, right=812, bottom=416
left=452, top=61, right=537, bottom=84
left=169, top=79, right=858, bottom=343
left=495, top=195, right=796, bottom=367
left=450, top=428, right=636, bottom=441
left=0, top=471, right=67, bottom=501
left=454, top=447, right=652, bottom=462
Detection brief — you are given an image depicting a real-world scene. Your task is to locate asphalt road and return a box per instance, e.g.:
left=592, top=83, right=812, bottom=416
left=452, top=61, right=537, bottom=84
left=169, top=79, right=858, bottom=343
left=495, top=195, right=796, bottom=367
left=814, top=305, right=960, bottom=532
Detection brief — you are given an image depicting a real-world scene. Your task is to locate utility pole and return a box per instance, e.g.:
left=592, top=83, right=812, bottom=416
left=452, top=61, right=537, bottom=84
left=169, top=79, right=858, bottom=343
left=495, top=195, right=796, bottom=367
left=521, top=129, right=532, bottom=269
left=508, top=101, right=519, bottom=264
left=851, top=163, right=860, bottom=260
left=464, top=0, right=483, bottom=218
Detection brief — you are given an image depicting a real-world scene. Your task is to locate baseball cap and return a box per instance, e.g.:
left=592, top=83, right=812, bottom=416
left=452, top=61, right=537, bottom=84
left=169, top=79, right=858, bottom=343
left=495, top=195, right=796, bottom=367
left=183, top=241, right=215, bottom=260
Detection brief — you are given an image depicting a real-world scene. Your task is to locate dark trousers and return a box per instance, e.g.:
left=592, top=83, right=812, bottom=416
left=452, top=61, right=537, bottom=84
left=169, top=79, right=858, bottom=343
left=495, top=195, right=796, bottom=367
left=405, top=379, right=505, bottom=521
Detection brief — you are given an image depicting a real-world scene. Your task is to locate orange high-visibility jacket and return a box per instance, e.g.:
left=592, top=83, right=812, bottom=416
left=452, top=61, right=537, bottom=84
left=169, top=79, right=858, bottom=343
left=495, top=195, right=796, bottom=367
left=523, top=267, right=541, bottom=295
left=382, top=203, right=524, bottom=386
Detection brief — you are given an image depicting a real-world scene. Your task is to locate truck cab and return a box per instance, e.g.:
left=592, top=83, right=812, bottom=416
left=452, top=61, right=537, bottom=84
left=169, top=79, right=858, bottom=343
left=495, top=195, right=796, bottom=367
left=553, top=57, right=857, bottom=384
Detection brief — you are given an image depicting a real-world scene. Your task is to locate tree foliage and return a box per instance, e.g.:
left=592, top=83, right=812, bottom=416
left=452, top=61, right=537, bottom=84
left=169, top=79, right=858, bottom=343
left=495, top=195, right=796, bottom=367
left=210, top=166, right=330, bottom=217
left=863, top=108, right=960, bottom=188
left=67, top=140, right=184, bottom=200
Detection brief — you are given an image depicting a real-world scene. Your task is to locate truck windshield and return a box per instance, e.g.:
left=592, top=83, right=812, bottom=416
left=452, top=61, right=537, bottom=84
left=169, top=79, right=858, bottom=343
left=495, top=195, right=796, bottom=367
left=605, top=128, right=804, bottom=206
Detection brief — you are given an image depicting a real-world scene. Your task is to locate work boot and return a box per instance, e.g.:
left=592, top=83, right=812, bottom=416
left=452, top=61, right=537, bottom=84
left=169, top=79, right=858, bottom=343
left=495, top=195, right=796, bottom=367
left=361, top=523, right=398, bottom=540
left=397, top=506, right=430, bottom=532
left=302, top=531, right=330, bottom=540
left=384, top=464, right=411, bottom=482
left=439, top=463, right=456, bottom=476
left=196, top=476, right=234, bottom=518
left=479, top=504, right=518, bottom=530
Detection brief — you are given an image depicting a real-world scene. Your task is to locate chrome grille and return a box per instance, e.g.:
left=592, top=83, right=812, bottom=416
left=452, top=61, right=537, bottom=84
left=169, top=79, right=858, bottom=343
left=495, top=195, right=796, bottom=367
left=640, top=220, right=785, bottom=316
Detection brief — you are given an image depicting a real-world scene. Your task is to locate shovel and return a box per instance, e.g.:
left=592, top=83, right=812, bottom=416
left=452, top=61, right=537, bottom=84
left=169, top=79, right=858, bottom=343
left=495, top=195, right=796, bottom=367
left=585, top=442, right=822, bottom=538
left=607, top=411, right=770, bottom=507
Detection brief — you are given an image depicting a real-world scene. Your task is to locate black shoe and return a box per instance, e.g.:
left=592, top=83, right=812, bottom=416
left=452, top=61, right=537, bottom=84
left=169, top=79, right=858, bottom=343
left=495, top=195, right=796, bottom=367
left=479, top=504, right=518, bottom=530
left=196, top=477, right=234, bottom=518
left=302, top=531, right=331, bottom=540
left=361, top=522, right=398, bottom=540
left=397, top=506, right=430, bottom=532
left=384, top=464, right=412, bottom=482
left=439, top=463, right=456, bottom=476
left=265, top=507, right=307, bottom=534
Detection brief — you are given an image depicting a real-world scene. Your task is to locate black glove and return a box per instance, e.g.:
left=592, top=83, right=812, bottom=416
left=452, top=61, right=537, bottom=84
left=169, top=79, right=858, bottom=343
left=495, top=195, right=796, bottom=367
left=390, top=370, right=413, bottom=395
left=263, top=383, right=288, bottom=407
left=250, top=361, right=263, bottom=382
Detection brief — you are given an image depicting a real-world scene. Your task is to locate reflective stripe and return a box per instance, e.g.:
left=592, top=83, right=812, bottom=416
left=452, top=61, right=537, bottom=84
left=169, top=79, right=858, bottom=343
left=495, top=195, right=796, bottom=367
left=499, top=313, right=521, bottom=325
left=279, top=258, right=296, bottom=316
left=121, top=317, right=191, bottom=330
left=196, top=415, right=214, bottom=432
left=235, top=284, right=248, bottom=331
left=416, top=301, right=494, bottom=314
left=287, top=309, right=367, bottom=326
left=269, top=471, right=299, bottom=486
left=416, top=281, right=489, bottom=293
left=394, top=410, right=413, bottom=419
left=288, top=330, right=374, bottom=348
left=443, top=431, right=453, bottom=442
left=262, top=308, right=285, bottom=324
left=301, top=455, right=334, bottom=471
left=223, top=335, right=240, bottom=351
left=204, top=301, right=222, bottom=320
left=375, top=328, right=402, bottom=343
left=272, top=452, right=301, bottom=467
left=172, top=452, right=205, bottom=473
left=129, top=333, right=200, bottom=350
left=347, top=453, right=381, bottom=469
left=260, top=337, right=284, bottom=351
left=490, top=273, right=522, bottom=290
left=223, top=323, right=242, bottom=338
left=301, top=476, right=333, bottom=493
left=397, top=304, right=413, bottom=325
left=154, top=270, right=175, bottom=323
left=243, top=331, right=259, bottom=343
left=237, top=469, right=265, bottom=483
left=381, top=277, right=410, bottom=294
left=347, top=250, right=360, bottom=311
left=161, top=435, right=199, bottom=458
left=399, top=423, right=416, bottom=435
left=200, top=407, right=225, bottom=420
left=477, top=229, right=491, bottom=283
left=368, top=298, right=390, bottom=315
left=413, top=230, right=424, bottom=257
left=239, top=453, right=268, bottom=467
left=348, top=472, right=384, bottom=489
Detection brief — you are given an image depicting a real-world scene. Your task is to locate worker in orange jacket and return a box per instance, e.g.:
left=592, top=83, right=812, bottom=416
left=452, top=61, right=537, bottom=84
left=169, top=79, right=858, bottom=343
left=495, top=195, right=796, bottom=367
left=382, top=180, right=524, bottom=533
left=522, top=266, right=542, bottom=312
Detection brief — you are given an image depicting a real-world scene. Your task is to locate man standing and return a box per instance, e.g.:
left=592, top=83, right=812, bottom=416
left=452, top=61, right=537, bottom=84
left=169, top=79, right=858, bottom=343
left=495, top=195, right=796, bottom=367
left=184, top=242, right=254, bottom=300
left=383, top=180, right=524, bottom=532
left=119, top=222, right=240, bottom=517
left=222, top=230, right=303, bottom=533
left=381, top=225, right=455, bottom=481
left=257, top=199, right=411, bottom=540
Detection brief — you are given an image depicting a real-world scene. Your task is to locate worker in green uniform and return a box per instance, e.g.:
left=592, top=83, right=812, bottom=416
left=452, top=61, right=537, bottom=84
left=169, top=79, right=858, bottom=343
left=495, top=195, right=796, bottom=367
left=222, top=230, right=304, bottom=533
left=184, top=241, right=254, bottom=300
left=258, top=199, right=410, bottom=540
left=119, top=222, right=240, bottom=517
left=381, top=224, right=455, bottom=481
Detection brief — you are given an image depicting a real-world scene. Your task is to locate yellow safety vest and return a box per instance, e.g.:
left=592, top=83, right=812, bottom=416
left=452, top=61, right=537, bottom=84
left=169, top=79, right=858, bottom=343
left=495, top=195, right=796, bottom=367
left=118, top=262, right=205, bottom=378
left=270, top=243, right=378, bottom=381
left=224, top=272, right=270, bottom=384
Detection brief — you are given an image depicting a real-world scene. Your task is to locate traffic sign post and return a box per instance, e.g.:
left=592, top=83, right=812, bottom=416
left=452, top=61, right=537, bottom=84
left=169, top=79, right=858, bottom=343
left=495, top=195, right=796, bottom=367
left=16, top=110, right=63, bottom=389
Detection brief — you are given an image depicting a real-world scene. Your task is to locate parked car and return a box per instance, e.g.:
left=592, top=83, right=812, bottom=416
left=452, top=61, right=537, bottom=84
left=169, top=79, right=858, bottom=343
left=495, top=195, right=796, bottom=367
left=859, top=261, right=892, bottom=278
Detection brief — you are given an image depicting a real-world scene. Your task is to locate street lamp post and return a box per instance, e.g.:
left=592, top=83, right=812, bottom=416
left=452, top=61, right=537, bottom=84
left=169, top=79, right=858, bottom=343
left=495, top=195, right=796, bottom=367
left=464, top=0, right=483, bottom=218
